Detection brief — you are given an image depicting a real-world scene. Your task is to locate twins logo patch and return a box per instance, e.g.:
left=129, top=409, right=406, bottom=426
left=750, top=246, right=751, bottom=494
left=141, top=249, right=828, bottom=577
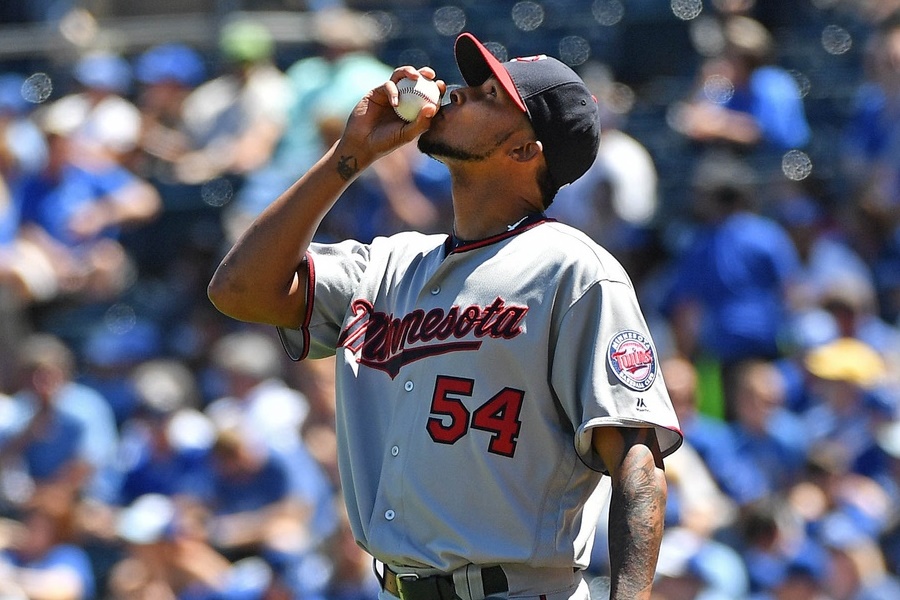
left=607, top=330, right=657, bottom=392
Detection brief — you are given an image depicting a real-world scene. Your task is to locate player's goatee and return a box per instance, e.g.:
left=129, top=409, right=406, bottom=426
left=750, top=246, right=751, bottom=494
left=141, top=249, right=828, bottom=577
left=418, top=134, right=489, bottom=163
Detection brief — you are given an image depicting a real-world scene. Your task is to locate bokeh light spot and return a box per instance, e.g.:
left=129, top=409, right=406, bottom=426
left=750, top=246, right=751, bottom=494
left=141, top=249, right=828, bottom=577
left=671, top=0, right=703, bottom=21
left=22, top=73, right=53, bottom=103
left=821, top=24, right=852, bottom=55
left=201, top=178, right=234, bottom=207
left=703, top=74, right=734, bottom=104
left=559, top=36, right=591, bottom=67
left=592, top=0, right=624, bottom=27
left=433, top=6, right=466, bottom=37
left=512, top=1, right=545, bottom=32
left=105, top=303, right=137, bottom=334
left=782, top=149, right=813, bottom=181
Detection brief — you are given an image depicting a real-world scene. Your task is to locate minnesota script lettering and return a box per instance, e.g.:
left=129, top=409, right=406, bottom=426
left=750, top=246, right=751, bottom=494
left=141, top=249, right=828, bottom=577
left=338, top=297, right=528, bottom=378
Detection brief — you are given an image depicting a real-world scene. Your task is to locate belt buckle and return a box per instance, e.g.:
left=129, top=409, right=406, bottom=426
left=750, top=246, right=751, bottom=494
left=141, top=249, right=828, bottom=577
left=396, top=571, right=457, bottom=600
left=395, top=572, right=419, bottom=600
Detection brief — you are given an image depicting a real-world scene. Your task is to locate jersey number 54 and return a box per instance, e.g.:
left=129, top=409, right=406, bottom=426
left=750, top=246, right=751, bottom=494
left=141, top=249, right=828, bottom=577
left=426, top=375, right=524, bottom=458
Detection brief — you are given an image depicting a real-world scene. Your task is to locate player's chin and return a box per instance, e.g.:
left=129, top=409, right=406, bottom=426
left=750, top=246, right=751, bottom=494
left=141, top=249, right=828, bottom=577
left=416, top=129, right=450, bottom=157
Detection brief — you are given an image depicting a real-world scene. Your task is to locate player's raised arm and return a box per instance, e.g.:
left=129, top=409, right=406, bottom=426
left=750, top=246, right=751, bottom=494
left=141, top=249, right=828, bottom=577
left=592, top=426, right=667, bottom=600
left=207, top=67, right=444, bottom=327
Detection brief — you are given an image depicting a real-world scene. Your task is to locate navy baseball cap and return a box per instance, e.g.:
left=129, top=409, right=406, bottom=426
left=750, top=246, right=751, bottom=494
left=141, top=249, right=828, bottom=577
left=454, top=32, right=601, bottom=190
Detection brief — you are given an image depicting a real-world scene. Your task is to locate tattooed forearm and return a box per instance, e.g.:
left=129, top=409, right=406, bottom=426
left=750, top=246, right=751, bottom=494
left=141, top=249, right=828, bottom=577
left=337, top=154, right=359, bottom=181
left=607, top=429, right=667, bottom=600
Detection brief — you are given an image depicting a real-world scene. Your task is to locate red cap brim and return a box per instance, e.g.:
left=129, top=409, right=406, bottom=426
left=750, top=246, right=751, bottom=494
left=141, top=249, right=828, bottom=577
left=454, top=33, right=528, bottom=114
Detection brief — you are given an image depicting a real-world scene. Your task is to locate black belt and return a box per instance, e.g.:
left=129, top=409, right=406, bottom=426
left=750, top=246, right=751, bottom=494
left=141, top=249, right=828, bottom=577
left=383, top=565, right=508, bottom=600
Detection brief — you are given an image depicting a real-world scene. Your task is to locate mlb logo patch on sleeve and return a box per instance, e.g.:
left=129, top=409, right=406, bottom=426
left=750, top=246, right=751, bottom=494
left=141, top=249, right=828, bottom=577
left=607, top=330, right=657, bottom=391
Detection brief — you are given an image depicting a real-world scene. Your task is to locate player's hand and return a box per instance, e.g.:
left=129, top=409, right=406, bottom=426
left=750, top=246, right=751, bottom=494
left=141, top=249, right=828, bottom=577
left=338, top=66, right=446, bottom=167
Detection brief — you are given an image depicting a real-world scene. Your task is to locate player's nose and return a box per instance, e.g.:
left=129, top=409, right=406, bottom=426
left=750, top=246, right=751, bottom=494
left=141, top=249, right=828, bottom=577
left=441, top=84, right=463, bottom=106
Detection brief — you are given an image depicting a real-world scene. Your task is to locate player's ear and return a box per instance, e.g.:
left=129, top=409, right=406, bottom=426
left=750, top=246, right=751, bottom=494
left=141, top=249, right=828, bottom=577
left=509, top=139, right=543, bottom=164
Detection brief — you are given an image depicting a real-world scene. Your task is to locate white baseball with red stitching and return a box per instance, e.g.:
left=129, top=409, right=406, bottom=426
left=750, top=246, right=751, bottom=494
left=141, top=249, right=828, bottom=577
left=394, top=77, right=440, bottom=122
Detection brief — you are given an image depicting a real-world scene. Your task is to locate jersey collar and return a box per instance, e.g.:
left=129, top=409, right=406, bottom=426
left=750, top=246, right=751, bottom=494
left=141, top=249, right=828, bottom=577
left=446, top=212, right=551, bottom=254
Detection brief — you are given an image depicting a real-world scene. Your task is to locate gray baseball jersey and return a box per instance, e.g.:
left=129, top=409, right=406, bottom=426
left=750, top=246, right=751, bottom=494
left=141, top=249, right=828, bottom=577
left=278, top=216, right=682, bottom=573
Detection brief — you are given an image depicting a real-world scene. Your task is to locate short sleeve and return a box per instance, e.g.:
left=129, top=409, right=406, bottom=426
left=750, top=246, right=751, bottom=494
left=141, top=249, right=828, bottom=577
left=551, top=278, right=682, bottom=472
left=277, top=239, right=371, bottom=361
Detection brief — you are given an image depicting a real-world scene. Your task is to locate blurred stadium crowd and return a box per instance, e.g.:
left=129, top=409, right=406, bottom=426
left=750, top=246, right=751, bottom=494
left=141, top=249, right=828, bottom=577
left=2, top=0, right=900, bottom=599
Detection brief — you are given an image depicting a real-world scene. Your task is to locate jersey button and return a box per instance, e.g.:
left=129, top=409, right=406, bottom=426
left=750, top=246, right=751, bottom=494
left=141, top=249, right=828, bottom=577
left=391, top=445, right=400, bottom=457
left=384, top=510, right=395, bottom=521
left=430, top=286, right=440, bottom=295
left=404, top=381, right=414, bottom=392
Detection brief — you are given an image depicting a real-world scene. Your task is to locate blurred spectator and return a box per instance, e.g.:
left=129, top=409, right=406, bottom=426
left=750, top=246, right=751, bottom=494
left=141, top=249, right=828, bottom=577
left=205, top=329, right=308, bottom=452
left=841, top=15, right=900, bottom=200
left=203, top=420, right=312, bottom=566
left=662, top=356, right=765, bottom=508
left=726, top=359, right=808, bottom=497
left=772, top=308, right=841, bottom=416
left=660, top=153, right=801, bottom=419
left=801, top=337, right=896, bottom=482
left=108, top=493, right=272, bottom=600
left=205, top=329, right=337, bottom=546
left=821, top=525, right=900, bottom=600
left=0, top=333, right=118, bottom=512
left=670, top=15, right=810, bottom=158
left=113, top=359, right=215, bottom=506
left=228, top=8, right=394, bottom=241
left=849, top=177, right=900, bottom=328
left=77, top=318, right=164, bottom=425
left=0, top=498, right=96, bottom=600
left=549, top=62, right=660, bottom=281
left=0, top=72, right=48, bottom=182
left=130, top=43, right=208, bottom=185
left=662, top=429, right=738, bottom=538
left=48, top=51, right=141, bottom=167
left=816, top=274, right=900, bottom=380
left=226, top=9, right=454, bottom=244
left=74, top=358, right=215, bottom=598
left=0, top=72, right=54, bottom=317
left=838, top=15, right=900, bottom=328
left=751, top=553, right=831, bottom=600
left=652, top=526, right=750, bottom=600
left=734, top=497, right=830, bottom=596
left=13, top=99, right=162, bottom=307
left=771, top=186, right=872, bottom=312
left=178, top=17, right=290, bottom=187
left=786, top=440, right=900, bottom=600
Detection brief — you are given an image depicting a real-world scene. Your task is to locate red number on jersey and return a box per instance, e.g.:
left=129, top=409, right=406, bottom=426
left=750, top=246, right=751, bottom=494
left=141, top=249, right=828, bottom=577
left=427, top=376, right=524, bottom=457
left=426, top=376, right=472, bottom=444
left=471, top=387, right=524, bottom=457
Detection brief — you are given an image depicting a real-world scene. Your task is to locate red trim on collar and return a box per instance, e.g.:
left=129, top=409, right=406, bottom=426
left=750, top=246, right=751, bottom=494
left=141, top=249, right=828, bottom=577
left=448, top=216, right=554, bottom=254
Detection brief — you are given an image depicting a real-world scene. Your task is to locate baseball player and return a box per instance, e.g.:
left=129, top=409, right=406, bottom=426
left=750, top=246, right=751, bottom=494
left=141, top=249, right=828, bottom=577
left=209, top=32, right=682, bottom=600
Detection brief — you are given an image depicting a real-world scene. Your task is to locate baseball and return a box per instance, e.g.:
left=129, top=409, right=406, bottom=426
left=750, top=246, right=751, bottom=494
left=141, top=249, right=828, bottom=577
left=394, top=76, right=440, bottom=122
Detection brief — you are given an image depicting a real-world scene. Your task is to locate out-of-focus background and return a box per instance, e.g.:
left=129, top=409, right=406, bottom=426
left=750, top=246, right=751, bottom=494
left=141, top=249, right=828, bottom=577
left=2, top=1, right=900, bottom=599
